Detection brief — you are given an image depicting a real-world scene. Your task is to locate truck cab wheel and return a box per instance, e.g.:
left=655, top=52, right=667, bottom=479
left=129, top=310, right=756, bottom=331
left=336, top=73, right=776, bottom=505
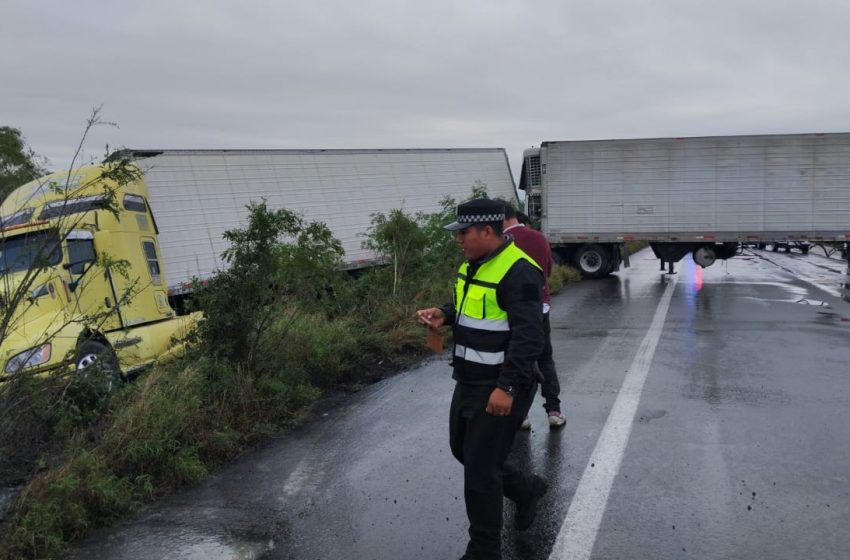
left=575, top=244, right=610, bottom=278
left=76, top=341, right=122, bottom=392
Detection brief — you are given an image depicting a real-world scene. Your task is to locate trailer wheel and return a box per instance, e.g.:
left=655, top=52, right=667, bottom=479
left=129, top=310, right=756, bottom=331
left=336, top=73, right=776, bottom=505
left=801, top=245, right=810, bottom=255
left=772, top=244, right=779, bottom=252
left=575, top=245, right=610, bottom=278
left=76, top=341, right=121, bottom=392
left=693, top=246, right=717, bottom=268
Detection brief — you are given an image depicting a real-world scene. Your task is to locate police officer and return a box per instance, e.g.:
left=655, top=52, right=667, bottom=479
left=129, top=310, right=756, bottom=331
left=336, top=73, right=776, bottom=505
left=416, top=198, right=548, bottom=560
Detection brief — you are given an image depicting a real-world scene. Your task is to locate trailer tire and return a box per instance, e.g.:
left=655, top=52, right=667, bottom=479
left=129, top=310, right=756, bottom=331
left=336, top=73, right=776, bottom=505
left=801, top=246, right=810, bottom=255
left=693, top=246, right=717, bottom=268
left=76, top=341, right=121, bottom=393
left=575, top=244, right=610, bottom=278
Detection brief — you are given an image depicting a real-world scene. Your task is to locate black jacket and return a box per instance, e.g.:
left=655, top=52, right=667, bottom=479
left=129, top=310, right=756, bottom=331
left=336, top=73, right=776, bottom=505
left=442, top=241, right=544, bottom=388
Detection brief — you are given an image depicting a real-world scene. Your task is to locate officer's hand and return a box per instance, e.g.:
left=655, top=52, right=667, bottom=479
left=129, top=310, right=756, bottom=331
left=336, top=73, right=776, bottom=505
left=416, top=308, right=446, bottom=330
left=486, top=387, right=513, bottom=416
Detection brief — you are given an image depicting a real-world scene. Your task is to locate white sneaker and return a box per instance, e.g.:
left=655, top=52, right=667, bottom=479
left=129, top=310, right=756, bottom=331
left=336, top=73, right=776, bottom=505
left=520, top=416, right=532, bottom=430
left=547, top=410, right=567, bottom=428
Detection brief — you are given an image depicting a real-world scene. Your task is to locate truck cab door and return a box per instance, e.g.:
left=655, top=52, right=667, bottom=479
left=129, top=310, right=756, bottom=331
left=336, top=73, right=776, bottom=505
left=64, top=229, right=125, bottom=331
left=115, top=193, right=175, bottom=325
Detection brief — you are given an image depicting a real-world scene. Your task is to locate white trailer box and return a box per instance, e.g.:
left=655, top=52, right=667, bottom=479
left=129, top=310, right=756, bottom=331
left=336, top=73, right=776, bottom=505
left=520, top=133, right=850, bottom=276
left=130, top=149, right=516, bottom=293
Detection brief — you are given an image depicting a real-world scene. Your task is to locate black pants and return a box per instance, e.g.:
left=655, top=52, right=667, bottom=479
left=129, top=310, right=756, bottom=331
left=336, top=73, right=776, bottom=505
left=539, top=312, right=562, bottom=412
left=449, top=381, right=537, bottom=559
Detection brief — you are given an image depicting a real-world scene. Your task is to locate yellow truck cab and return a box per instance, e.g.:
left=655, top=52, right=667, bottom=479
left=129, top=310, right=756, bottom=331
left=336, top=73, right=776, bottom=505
left=0, top=163, right=197, bottom=382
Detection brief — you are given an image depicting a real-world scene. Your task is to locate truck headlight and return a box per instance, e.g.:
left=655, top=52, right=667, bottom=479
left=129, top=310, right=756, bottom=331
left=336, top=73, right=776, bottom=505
left=5, top=344, right=52, bottom=373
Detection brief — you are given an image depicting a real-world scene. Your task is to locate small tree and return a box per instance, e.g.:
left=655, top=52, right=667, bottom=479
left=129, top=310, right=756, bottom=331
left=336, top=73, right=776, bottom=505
left=193, top=201, right=344, bottom=376
left=363, top=209, right=426, bottom=297
left=363, top=182, right=492, bottom=298
left=0, top=109, right=142, bottom=358
left=0, top=109, right=145, bottom=482
left=0, top=127, right=49, bottom=202
left=415, top=194, right=463, bottom=282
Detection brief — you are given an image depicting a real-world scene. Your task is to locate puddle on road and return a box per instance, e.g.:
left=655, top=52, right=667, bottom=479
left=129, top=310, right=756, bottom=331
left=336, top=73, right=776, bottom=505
left=746, top=252, right=848, bottom=298
left=637, top=409, right=668, bottom=424
left=684, top=383, right=792, bottom=406
left=792, top=298, right=830, bottom=307
left=108, top=529, right=273, bottom=560
left=727, top=280, right=837, bottom=308
left=740, top=296, right=832, bottom=307
left=737, top=295, right=850, bottom=324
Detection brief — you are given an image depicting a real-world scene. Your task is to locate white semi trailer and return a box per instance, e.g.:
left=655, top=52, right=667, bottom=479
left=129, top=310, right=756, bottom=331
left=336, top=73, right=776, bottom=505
left=519, top=133, right=850, bottom=277
left=0, top=148, right=516, bottom=378
left=125, top=148, right=517, bottom=295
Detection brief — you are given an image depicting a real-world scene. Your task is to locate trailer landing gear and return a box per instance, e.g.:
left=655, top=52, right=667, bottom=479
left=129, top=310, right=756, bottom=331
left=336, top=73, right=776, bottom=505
left=658, top=260, right=676, bottom=274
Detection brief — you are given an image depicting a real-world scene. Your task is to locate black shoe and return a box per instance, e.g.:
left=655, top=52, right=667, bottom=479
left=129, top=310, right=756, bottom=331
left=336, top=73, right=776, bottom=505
left=515, top=475, right=548, bottom=531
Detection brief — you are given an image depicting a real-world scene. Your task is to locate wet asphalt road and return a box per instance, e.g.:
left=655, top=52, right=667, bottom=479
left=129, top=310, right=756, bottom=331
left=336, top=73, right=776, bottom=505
left=69, top=248, right=850, bottom=560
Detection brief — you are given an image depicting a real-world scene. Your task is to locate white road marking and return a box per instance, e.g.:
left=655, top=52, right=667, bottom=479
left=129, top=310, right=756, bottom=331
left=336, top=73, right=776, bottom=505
left=548, top=277, right=677, bottom=560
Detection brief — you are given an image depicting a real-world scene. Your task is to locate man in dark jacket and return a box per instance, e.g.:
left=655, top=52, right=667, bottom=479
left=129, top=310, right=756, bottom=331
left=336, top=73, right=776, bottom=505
left=499, top=202, right=567, bottom=429
left=416, top=198, right=548, bottom=560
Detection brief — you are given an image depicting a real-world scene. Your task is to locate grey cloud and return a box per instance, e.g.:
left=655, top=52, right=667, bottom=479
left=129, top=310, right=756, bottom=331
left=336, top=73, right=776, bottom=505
left=3, top=0, right=850, bottom=177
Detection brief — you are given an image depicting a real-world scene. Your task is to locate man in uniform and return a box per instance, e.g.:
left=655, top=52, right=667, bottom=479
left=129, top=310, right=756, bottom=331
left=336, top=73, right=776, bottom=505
left=499, top=202, right=567, bottom=429
left=416, top=198, right=548, bottom=560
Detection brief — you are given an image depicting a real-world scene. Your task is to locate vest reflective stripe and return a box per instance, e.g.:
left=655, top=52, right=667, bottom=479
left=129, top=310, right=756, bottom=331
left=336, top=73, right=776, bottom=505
left=457, top=314, right=510, bottom=332
left=454, top=344, right=505, bottom=365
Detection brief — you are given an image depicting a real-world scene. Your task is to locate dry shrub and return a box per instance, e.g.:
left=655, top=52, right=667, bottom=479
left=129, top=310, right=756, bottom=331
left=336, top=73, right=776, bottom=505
left=548, top=265, right=581, bottom=295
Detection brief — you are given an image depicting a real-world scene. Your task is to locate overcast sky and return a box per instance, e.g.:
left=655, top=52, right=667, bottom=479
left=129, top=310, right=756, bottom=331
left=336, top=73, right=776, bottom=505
left=3, top=0, right=850, bottom=179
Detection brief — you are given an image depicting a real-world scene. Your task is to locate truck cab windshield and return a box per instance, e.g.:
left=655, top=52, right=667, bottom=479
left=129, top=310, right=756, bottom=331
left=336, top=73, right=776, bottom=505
left=0, top=229, right=62, bottom=276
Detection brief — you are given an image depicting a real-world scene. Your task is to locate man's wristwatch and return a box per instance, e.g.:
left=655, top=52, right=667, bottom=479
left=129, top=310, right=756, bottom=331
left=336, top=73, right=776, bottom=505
left=496, top=382, right=515, bottom=397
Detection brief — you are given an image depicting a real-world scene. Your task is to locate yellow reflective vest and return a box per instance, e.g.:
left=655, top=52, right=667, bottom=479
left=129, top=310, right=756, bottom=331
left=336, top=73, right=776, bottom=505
left=453, top=242, right=541, bottom=382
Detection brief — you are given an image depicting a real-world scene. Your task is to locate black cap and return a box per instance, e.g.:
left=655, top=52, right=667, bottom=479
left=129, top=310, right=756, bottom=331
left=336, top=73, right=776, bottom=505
left=444, top=198, right=505, bottom=231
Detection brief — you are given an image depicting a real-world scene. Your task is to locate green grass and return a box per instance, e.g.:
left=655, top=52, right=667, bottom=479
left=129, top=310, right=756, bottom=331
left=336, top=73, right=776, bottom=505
left=4, top=449, right=135, bottom=559
left=0, top=199, right=587, bottom=559
left=0, top=306, right=423, bottom=559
